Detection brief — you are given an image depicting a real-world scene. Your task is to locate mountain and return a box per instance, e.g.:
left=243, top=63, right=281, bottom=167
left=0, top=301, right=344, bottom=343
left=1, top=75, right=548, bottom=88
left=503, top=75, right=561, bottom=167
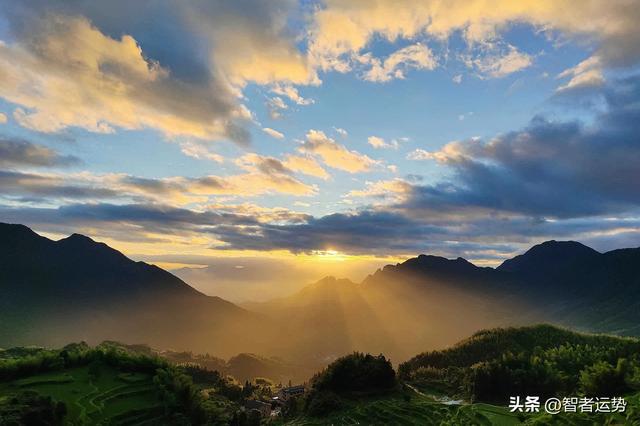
left=497, top=240, right=601, bottom=275
left=249, top=272, right=534, bottom=362
left=1, top=223, right=202, bottom=303
left=245, top=277, right=401, bottom=362
left=366, top=240, right=640, bottom=335
left=251, top=239, right=640, bottom=361
left=0, top=223, right=270, bottom=357
left=3, top=221, right=640, bottom=366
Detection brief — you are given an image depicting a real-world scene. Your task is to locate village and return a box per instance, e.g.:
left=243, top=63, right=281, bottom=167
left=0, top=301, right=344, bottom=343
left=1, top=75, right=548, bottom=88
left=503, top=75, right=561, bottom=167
left=244, top=383, right=306, bottom=419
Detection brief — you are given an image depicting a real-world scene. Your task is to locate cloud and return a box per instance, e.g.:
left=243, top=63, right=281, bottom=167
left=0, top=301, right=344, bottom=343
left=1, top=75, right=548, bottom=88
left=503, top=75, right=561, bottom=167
left=300, top=130, right=378, bottom=173
left=262, top=127, right=285, bottom=139
left=452, top=74, right=463, bottom=84
left=182, top=1, right=315, bottom=87
left=230, top=153, right=318, bottom=196
left=3, top=1, right=639, bottom=147
left=464, top=45, right=532, bottom=78
left=0, top=137, right=80, bottom=168
left=3, top=199, right=639, bottom=260
left=407, top=149, right=433, bottom=160
left=333, top=127, right=348, bottom=137
left=346, top=179, right=412, bottom=203
left=367, top=136, right=399, bottom=149
left=206, top=208, right=640, bottom=256
left=179, top=141, right=224, bottom=163
left=557, top=56, right=604, bottom=92
left=0, top=0, right=319, bottom=143
left=309, top=0, right=640, bottom=74
left=401, top=75, right=640, bottom=218
left=0, top=14, right=253, bottom=142
left=1, top=158, right=317, bottom=205
left=282, top=154, right=330, bottom=180
left=0, top=170, right=118, bottom=201
left=271, top=84, right=314, bottom=105
left=267, top=97, right=288, bottom=120
left=0, top=113, right=7, bottom=124
left=358, top=43, right=437, bottom=82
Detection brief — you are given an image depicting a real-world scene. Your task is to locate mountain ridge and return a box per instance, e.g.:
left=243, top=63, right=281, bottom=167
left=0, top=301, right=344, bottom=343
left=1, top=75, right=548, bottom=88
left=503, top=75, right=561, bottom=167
left=3, top=222, right=640, bottom=364
left=0, top=222, right=269, bottom=358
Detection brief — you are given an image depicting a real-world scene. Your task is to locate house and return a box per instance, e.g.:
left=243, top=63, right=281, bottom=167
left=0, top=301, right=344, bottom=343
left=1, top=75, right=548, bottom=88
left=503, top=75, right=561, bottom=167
left=244, top=399, right=272, bottom=417
left=277, top=384, right=305, bottom=401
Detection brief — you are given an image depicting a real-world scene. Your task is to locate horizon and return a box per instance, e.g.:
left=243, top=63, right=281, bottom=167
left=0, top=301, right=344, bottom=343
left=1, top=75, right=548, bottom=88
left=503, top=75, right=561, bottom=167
left=3, top=220, right=636, bottom=303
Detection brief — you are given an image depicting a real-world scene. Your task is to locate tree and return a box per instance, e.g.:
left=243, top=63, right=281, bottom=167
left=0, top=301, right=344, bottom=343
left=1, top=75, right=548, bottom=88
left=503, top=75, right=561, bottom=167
left=579, top=360, right=628, bottom=396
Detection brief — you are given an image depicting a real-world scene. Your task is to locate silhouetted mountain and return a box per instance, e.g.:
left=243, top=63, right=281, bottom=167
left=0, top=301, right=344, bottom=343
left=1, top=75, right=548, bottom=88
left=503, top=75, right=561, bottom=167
left=363, top=253, right=506, bottom=295
left=363, top=239, right=640, bottom=335
left=0, top=223, right=270, bottom=357
left=497, top=240, right=601, bottom=274
left=1, top=223, right=201, bottom=305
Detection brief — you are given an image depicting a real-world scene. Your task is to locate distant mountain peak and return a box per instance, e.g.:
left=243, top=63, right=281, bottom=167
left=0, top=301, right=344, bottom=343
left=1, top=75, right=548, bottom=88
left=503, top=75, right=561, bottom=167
left=65, top=233, right=94, bottom=242
left=530, top=239, right=597, bottom=252
left=498, top=240, right=601, bottom=273
left=0, top=222, right=41, bottom=239
left=399, top=253, right=478, bottom=273
left=310, top=276, right=357, bottom=289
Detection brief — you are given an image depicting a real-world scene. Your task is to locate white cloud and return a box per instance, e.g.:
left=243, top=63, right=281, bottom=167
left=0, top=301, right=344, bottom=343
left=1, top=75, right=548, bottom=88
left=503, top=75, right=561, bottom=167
left=267, top=96, right=288, bottom=119
left=0, top=113, right=7, bottom=124
left=407, top=149, right=434, bottom=160
left=271, top=84, right=314, bottom=105
left=359, top=43, right=437, bottom=82
left=333, top=127, right=348, bottom=137
left=367, top=136, right=399, bottom=149
left=452, top=74, right=463, bottom=84
left=465, top=45, right=533, bottom=78
left=262, top=127, right=285, bottom=139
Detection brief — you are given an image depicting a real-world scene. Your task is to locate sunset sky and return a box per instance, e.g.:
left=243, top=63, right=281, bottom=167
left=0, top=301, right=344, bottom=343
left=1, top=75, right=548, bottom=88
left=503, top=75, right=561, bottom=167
left=1, top=1, right=639, bottom=299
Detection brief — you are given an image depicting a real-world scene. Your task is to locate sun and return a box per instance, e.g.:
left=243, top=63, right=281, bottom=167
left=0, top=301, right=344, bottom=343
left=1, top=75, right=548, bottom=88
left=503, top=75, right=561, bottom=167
left=311, top=249, right=348, bottom=262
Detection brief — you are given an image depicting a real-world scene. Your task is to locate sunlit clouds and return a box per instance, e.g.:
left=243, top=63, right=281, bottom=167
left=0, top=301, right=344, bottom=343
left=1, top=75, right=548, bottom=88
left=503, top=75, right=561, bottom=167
left=300, top=130, right=378, bottom=173
left=1, top=0, right=640, bottom=295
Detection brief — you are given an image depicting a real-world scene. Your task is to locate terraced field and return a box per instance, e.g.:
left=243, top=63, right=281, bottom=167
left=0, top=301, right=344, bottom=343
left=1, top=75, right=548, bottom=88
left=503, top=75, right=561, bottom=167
left=277, top=393, right=523, bottom=426
left=0, top=365, right=165, bottom=425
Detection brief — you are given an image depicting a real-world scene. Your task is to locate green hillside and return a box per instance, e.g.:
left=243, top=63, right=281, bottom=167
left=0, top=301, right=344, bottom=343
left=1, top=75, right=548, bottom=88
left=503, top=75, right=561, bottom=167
left=399, top=324, right=640, bottom=401
left=0, top=342, right=240, bottom=425
left=275, top=392, right=522, bottom=426
left=0, top=365, right=162, bottom=425
left=3, top=326, right=640, bottom=425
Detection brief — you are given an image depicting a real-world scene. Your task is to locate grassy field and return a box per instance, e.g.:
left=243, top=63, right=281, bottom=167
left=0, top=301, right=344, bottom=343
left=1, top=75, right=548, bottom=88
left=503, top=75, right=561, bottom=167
left=0, top=365, right=165, bottom=425
left=276, top=392, right=524, bottom=426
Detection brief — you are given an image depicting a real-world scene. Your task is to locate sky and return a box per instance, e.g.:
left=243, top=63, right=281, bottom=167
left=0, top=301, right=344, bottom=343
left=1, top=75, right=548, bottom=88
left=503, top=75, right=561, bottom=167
left=1, top=1, right=639, bottom=300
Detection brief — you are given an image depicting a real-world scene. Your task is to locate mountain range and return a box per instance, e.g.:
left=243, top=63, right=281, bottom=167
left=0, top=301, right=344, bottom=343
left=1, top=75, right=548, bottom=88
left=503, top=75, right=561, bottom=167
left=1, top=222, right=639, bottom=365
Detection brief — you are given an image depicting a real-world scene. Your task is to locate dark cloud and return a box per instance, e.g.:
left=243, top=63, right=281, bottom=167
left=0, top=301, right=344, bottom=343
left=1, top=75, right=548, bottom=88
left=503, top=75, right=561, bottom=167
left=0, top=137, right=80, bottom=168
left=0, top=201, right=638, bottom=260
left=0, top=171, right=116, bottom=199
left=403, top=75, right=640, bottom=218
